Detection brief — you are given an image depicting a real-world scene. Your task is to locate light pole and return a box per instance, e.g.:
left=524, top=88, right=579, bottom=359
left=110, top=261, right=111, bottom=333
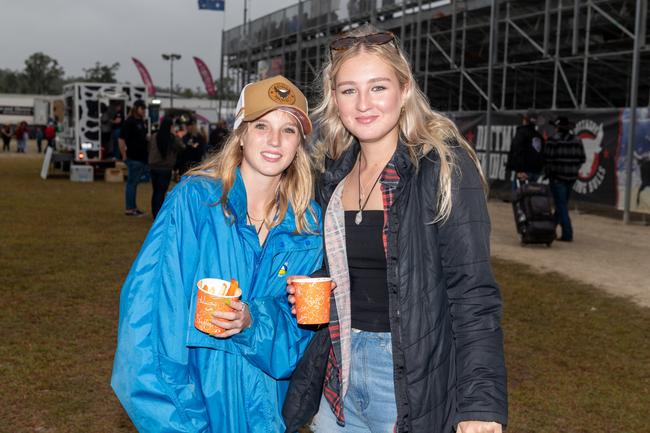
left=161, top=53, right=181, bottom=108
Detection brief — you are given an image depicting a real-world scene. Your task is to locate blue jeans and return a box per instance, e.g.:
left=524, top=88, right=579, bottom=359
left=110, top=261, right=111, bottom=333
left=311, top=330, right=397, bottom=433
left=550, top=180, right=575, bottom=241
left=125, top=159, right=147, bottom=210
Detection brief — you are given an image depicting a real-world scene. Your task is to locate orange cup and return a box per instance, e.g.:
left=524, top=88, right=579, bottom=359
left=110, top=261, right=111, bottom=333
left=194, top=278, right=241, bottom=335
left=292, top=277, right=332, bottom=325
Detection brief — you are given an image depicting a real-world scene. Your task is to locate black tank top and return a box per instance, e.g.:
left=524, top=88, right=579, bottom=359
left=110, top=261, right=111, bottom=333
left=345, top=211, right=390, bottom=332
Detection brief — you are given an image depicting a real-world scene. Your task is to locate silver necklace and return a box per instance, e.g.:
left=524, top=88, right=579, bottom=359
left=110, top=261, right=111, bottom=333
left=246, top=211, right=264, bottom=236
left=355, top=155, right=383, bottom=225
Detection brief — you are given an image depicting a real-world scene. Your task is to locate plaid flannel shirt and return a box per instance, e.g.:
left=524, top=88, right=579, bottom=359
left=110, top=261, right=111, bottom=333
left=322, top=157, right=400, bottom=425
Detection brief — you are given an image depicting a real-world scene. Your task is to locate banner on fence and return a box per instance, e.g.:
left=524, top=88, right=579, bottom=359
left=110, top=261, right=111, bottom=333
left=450, top=109, right=649, bottom=214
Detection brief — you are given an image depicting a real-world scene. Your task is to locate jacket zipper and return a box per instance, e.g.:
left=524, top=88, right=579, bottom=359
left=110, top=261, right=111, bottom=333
left=389, top=198, right=406, bottom=433
left=247, top=226, right=273, bottom=294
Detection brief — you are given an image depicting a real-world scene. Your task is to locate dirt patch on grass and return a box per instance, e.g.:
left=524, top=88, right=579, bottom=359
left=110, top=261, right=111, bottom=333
left=489, top=200, right=650, bottom=308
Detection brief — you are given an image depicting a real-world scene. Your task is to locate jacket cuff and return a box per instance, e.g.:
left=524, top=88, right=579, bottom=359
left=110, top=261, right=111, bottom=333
left=453, top=412, right=508, bottom=431
left=229, top=301, right=257, bottom=348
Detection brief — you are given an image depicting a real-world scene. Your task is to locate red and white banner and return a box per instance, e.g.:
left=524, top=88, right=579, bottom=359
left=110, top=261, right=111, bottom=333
left=193, top=57, right=216, bottom=97
left=131, top=57, right=156, bottom=96
left=450, top=109, right=650, bottom=214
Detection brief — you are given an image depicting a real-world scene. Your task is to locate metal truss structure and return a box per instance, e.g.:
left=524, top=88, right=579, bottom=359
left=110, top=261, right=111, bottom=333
left=222, top=0, right=648, bottom=221
left=222, top=0, right=648, bottom=112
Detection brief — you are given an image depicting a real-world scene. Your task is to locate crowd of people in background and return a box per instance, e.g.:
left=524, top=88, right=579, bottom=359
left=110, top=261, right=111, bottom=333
left=117, top=99, right=230, bottom=218
left=1, top=104, right=230, bottom=221
left=0, top=120, right=58, bottom=153
left=507, top=112, right=586, bottom=242
left=2, top=100, right=588, bottom=243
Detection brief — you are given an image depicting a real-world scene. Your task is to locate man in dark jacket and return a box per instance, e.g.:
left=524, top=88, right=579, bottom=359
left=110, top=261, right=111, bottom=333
left=119, top=100, right=149, bottom=216
left=506, top=110, right=544, bottom=189
left=543, top=116, right=586, bottom=241
left=283, top=143, right=507, bottom=433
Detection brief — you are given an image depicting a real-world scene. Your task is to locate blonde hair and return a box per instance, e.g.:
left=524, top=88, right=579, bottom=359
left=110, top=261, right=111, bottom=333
left=188, top=118, right=317, bottom=234
left=314, top=25, right=486, bottom=222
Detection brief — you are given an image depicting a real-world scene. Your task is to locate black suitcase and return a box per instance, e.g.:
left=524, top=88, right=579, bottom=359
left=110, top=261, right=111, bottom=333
left=512, top=180, right=556, bottom=246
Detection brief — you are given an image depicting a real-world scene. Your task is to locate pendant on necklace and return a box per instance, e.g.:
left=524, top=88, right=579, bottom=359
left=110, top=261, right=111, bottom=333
left=355, top=210, right=363, bottom=225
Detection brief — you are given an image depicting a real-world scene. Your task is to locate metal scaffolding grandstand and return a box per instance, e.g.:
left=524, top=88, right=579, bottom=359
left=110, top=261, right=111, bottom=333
left=221, top=0, right=649, bottom=111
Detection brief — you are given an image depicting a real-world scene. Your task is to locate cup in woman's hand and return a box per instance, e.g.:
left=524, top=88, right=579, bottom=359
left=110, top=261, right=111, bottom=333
left=291, top=277, right=332, bottom=325
left=195, top=278, right=242, bottom=335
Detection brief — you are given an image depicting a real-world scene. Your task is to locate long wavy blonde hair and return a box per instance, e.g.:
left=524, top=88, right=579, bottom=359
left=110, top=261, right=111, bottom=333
left=188, top=119, right=316, bottom=233
left=314, top=24, right=486, bottom=222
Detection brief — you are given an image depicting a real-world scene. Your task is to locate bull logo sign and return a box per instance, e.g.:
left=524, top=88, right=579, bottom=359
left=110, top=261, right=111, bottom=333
left=575, top=119, right=606, bottom=194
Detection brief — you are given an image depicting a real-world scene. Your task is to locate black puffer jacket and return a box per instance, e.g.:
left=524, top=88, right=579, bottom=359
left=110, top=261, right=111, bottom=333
left=506, top=124, right=544, bottom=174
left=283, top=142, right=508, bottom=433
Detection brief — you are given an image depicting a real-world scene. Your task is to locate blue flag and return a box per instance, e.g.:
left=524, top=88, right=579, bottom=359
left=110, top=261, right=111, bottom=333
left=198, top=0, right=224, bottom=11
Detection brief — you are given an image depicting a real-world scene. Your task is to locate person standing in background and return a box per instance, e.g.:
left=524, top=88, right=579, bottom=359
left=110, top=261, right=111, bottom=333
left=1, top=124, right=12, bottom=152
left=148, top=117, right=186, bottom=219
left=119, top=100, right=149, bottom=217
left=208, top=120, right=229, bottom=155
left=177, top=117, right=207, bottom=176
left=15, top=121, right=28, bottom=153
left=543, top=116, right=586, bottom=242
left=35, top=126, right=44, bottom=153
left=101, top=105, right=115, bottom=157
left=506, top=110, right=544, bottom=189
left=112, top=102, right=124, bottom=159
left=44, top=121, right=56, bottom=149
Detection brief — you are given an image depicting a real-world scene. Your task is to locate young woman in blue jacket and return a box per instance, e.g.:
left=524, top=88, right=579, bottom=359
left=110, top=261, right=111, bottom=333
left=111, top=75, right=323, bottom=433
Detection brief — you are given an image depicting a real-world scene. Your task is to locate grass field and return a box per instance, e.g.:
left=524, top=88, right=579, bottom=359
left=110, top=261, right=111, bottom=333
left=0, top=155, right=648, bottom=433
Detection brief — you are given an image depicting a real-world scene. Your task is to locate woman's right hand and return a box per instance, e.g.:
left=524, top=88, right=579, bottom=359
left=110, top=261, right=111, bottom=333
left=285, top=275, right=306, bottom=315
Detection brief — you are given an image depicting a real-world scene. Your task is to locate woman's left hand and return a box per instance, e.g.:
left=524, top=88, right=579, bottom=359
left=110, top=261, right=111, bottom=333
left=210, top=300, right=252, bottom=338
left=457, top=421, right=502, bottom=433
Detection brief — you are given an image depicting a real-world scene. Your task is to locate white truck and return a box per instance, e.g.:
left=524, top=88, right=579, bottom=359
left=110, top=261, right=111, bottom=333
left=59, top=82, right=147, bottom=164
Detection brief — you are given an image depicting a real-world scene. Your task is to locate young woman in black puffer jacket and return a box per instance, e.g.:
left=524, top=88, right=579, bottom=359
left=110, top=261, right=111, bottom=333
left=284, top=24, right=508, bottom=433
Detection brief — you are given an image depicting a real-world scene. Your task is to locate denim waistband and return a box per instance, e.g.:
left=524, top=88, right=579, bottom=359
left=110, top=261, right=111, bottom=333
left=351, top=328, right=391, bottom=340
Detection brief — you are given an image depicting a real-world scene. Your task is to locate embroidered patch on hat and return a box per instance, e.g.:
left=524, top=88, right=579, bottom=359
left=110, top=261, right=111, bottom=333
left=277, top=262, right=288, bottom=277
left=268, top=83, right=296, bottom=105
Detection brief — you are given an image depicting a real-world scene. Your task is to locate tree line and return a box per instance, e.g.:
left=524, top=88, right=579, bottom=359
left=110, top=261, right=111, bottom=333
left=0, top=52, right=121, bottom=95
left=0, top=52, right=234, bottom=99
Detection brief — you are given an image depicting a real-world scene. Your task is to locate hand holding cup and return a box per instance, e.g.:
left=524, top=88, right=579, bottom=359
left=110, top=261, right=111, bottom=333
left=195, top=278, right=248, bottom=338
left=210, top=299, right=251, bottom=338
left=286, top=276, right=335, bottom=324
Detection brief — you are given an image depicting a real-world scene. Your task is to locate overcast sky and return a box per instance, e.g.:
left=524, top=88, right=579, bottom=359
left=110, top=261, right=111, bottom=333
left=2, top=0, right=295, bottom=92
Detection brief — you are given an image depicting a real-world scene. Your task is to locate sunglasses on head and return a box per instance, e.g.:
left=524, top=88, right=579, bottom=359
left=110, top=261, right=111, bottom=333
left=329, top=32, right=396, bottom=59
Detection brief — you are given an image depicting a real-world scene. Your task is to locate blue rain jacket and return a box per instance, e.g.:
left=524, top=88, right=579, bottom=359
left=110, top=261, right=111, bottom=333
left=111, top=172, right=323, bottom=433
